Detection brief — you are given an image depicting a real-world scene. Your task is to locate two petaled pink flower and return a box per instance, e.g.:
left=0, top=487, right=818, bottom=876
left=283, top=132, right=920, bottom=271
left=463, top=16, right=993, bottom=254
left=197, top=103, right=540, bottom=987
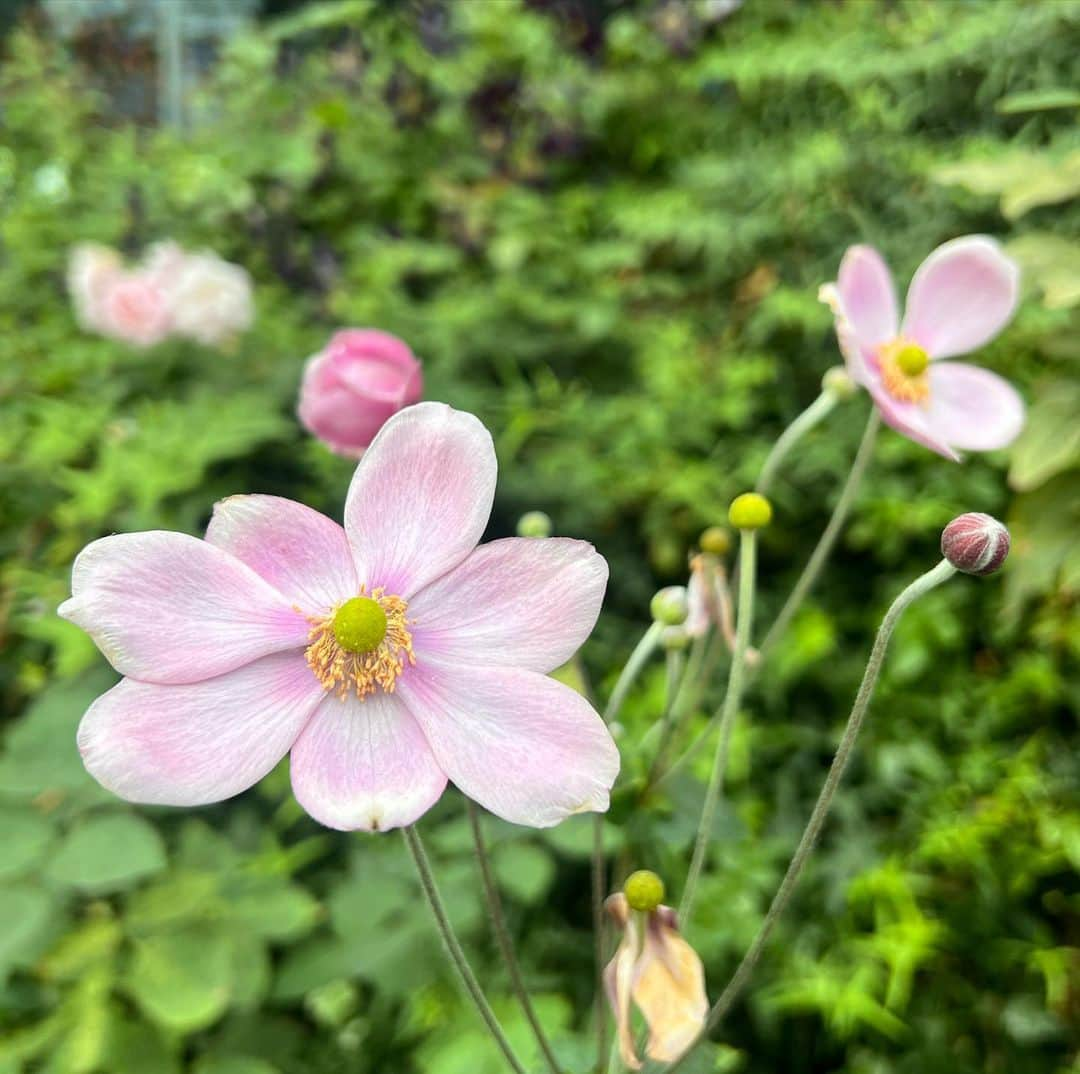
left=60, top=403, right=620, bottom=831
left=824, top=236, right=1025, bottom=459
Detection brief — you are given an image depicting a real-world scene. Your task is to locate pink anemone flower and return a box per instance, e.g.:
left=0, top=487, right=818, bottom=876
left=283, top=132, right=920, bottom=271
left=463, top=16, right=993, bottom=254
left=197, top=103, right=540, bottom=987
left=59, top=403, right=619, bottom=831
left=822, top=235, right=1025, bottom=460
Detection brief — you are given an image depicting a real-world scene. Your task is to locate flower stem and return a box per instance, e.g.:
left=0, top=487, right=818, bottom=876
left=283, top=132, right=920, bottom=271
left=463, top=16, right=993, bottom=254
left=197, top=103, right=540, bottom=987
left=403, top=825, right=528, bottom=1074
left=467, top=801, right=562, bottom=1074
left=642, top=647, right=686, bottom=783
left=593, top=812, right=607, bottom=1071
left=604, top=621, right=664, bottom=723
left=659, top=558, right=957, bottom=1074
left=760, top=408, right=880, bottom=656
left=679, top=530, right=759, bottom=923
left=755, top=390, right=838, bottom=496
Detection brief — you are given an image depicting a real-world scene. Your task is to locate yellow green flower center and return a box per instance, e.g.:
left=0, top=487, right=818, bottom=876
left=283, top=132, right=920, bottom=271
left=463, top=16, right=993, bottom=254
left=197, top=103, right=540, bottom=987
left=305, top=588, right=414, bottom=699
left=879, top=338, right=931, bottom=403
left=332, top=596, right=387, bottom=653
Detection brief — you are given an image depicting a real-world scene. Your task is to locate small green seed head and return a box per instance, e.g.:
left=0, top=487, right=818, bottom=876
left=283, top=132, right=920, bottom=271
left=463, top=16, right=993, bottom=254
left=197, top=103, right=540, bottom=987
left=516, top=510, right=553, bottom=538
left=332, top=597, right=388, bottom=654
left=650, top=585, right=689, bottom=626
left=895, top=342, right=929, bottom=377
left=624, top=870, right=665, bottom=912
left=822, top=365, right=857, bottom=400
left=699, top=526, right=731, bottom=557
left=728, top=492, right=772, bottom=530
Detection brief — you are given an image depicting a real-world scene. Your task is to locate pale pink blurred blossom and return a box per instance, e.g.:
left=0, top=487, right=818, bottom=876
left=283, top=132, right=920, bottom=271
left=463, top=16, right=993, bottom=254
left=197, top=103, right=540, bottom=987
left=821, top=235, right=1024, bottom=460
left=97, top=271, right=172, bottom=348
left=298, top=329, right=424, bottom=457
left=168, top=251, right=254, bottom=346
left=59, top=403, right=618, bottom=832
left=67, top=243, right=122, bottom=333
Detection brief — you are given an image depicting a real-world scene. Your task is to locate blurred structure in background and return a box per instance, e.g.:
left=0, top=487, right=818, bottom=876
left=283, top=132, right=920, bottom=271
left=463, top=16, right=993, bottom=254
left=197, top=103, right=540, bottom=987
left=41, top=0, right=259, bottom=126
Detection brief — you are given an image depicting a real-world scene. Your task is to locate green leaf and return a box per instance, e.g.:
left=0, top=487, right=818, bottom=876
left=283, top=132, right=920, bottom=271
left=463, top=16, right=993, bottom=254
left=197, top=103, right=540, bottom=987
left=0, top=884, right=57, bottom=976
left=0, top=806, right=54, bottom=880
left=1008, top=380, right=1080, bottom=492
left=228, top=881, right=321, bottom=942
left=45, top=813, right=166, bottom=895
left=125, top=925, right=234, bottom=1033
left=1008, top=233, right=1080, bottom=310
left=0, top=670, right=116, bottom=810
left=492, top=843, right=556, bottom=904
left=996, top=88, right=1080, bottom=113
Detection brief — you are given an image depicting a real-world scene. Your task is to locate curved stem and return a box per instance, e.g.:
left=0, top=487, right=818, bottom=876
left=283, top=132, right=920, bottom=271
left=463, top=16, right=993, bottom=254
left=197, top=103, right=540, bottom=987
left=604, top=621, right=664, bottom=723
left=660, top=559, right=957, bottom=1074
left=593, top=813, right=607, bottom=1070
left=594, top=619, right=664, bottom=1067
left=467, top=802, right=562, bottom=1074
left=403, top=826, right=528, bottom=1074
left=761, top=408, right=880, bottom=656
left=679, top=530, right=759, bottom=923
left=755, top=390, right=838, bottom=496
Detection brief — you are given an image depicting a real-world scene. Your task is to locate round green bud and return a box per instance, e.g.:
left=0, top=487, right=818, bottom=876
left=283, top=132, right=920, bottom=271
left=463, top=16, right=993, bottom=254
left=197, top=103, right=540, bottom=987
left=699, top=526, right=731, bottom=557
left=516, top=510, right=552, bottom=539
left=332, top=597, right=387, bottom=653
left=895, top=342, right=929, bottom=377
left=728, top=492, right=772, bottom=530
left=650, top=585, right=689, bottom=626
left=821, top=365, right=857, bottom=400
left=624, top=870, right=665, bottom=912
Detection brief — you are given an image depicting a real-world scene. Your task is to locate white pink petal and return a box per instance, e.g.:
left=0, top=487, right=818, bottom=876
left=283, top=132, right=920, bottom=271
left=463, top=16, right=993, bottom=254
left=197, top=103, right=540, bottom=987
left=408, top=537, right=608, bottom=674
left=59, top=531, right=310, bottom=684
left=77, top=652, right=323, bottom=806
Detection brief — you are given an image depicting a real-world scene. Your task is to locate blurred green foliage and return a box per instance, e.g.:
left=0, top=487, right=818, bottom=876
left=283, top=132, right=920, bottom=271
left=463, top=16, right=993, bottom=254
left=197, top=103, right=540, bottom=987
left=1, top=2, right=1078, bottom=1073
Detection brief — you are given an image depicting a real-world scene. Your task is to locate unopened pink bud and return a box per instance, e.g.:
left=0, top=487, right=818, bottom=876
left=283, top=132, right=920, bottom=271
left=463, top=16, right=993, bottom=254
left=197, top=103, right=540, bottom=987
left=941, top=513, right=1010, bottom=576
left=298, top=329, right=423, bottom=457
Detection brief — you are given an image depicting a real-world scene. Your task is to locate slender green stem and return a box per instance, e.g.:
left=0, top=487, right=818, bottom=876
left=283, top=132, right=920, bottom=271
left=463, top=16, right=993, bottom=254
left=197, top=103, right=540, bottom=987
left=761, top=409, right=880, bottom=656
left=679, top=530, right=759, bottom=923
left=642, top=647, right=686, bottom=783
left=660, top=559, right=957, bottom=1074
left=467, top=802, right=562, bottom=1074
left=403, top=826, right=528, bottom=1074
left=604, top=621, right=664, bottom=723
left=593, top=812, right=607, bottom=1071
left=594, top=619, right=664, bottom=1068
left=755, top=390, right=838, bottom=496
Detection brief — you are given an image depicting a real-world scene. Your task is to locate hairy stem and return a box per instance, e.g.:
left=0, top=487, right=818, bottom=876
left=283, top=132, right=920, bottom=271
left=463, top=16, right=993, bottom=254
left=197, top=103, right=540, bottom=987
left=403, top=826, right=528, bottom=1074
left=761, top=408, right=880, bottom=656
left=755, top=390, right=838, bottom=496
left=660, top=558, right=957, bottom=1073
left=679, top=530, right=759, bottom=923
left=467, top=802, right=562, bottom=1074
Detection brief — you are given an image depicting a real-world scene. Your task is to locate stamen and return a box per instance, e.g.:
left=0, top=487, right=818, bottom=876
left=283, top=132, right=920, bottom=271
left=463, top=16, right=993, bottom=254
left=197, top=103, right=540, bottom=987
left=878, top=338, right=930, bottom=403
left=305, top=587, right=415, bottom=700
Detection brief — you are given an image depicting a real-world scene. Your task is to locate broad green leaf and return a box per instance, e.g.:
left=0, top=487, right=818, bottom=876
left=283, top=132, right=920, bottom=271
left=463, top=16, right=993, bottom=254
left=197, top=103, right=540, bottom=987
left=125, top=925, right=234, bottom=1032
left=228, top=881, right=321, bottom=942
left=45, top=813, right=166, bottom=895
left=0, top=807, right=54, bottom=880
left=1008, top=233, right=1080, bottom=310
left=1008, top=381, right=1080, bottom=492
left=492, top=842, right=556, bottom=904
left=0, top=671, right=115, bottom=810
left=0, top=884, right=57, bottom=975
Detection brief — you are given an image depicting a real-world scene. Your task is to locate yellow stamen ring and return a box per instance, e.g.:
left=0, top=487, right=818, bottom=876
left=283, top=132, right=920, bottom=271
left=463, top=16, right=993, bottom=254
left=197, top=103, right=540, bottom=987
left=878, top=338, right=931, bottom=403
left=305, top=587, right=415, bottom=700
